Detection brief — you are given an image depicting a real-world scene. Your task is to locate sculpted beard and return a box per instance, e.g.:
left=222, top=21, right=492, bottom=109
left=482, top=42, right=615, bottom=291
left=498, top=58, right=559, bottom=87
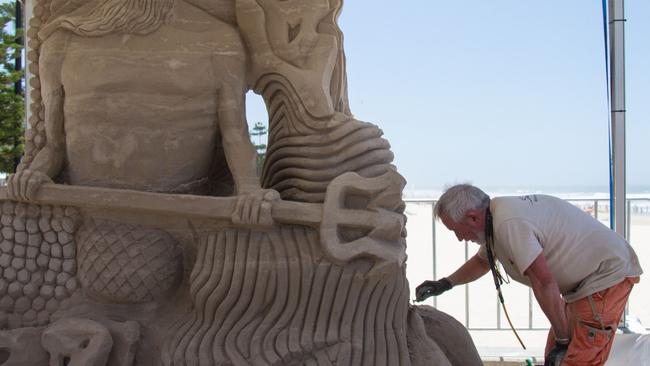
left=49, top=0, right=175, bottom=37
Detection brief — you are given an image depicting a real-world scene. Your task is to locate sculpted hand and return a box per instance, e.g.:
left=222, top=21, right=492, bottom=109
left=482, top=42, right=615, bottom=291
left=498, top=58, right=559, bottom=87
left=415, top=278, right=453, bottom=302
left=6, top=169, right=54, bottom=202
left=544, top=341, right=568, bottom=366
left=231, top=189, right=280, bottom=229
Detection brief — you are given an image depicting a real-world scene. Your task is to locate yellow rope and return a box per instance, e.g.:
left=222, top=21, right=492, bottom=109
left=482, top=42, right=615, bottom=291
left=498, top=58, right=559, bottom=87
left=499, top=290, right=527, bottom=350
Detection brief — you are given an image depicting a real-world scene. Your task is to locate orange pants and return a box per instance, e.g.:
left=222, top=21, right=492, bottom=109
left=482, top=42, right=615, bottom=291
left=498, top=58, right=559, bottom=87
left=545, top=277, right=637, bottom=366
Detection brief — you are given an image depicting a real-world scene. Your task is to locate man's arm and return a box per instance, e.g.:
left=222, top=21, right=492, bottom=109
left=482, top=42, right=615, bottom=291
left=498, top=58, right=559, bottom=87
left=415, top=253, right=490, bottom=301
left=448, top=253, right=491, bottom=286
left=525, top=253, right=570, bottom=341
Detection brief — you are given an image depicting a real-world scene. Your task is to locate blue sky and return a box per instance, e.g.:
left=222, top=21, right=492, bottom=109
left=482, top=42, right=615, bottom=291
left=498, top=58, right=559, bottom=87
left=246, top=1, right=650, bottom=193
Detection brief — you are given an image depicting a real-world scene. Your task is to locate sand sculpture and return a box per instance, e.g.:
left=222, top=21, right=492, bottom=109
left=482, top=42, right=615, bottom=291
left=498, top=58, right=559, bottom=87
left=0, top=0, right=482, bottom=365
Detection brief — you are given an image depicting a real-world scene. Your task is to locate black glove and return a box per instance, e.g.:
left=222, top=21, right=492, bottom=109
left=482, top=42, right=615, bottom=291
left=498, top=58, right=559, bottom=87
left=415, top=278, right=452, bottom=302
left=544, top=341, right=569, bottom=366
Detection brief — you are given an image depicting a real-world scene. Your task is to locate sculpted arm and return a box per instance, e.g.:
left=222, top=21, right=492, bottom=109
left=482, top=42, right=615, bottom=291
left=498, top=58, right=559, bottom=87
left=30, top=33, right=67, bottom=177
left=8, top=32, right=67, bottom=200
left=215, top=55, right=260, bottom=195
left=213, top=52, right=281, bottom=227
left=218, top=73, right=283, bottom=227
left=217, top=86, right=259, bottom=195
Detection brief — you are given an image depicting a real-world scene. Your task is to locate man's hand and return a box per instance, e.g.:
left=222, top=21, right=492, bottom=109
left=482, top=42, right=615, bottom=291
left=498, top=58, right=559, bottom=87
left=415, top=278, right=452, bottom=302
left=6, top=169, right=54, bottom=202
left=544, top=341, right=568, bottom=366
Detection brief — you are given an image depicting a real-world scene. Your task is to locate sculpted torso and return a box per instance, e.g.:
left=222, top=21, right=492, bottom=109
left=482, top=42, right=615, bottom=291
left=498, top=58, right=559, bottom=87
left=27, top=0, right=257, bottom=194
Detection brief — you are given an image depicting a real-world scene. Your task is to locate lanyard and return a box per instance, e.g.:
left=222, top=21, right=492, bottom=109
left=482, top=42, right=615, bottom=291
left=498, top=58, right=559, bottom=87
left=486, top=208, right=526, bottom=349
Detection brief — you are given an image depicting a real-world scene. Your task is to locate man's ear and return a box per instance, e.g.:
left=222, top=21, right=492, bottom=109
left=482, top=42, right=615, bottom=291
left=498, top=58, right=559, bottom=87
left=465, top=209, right=482, bottom=224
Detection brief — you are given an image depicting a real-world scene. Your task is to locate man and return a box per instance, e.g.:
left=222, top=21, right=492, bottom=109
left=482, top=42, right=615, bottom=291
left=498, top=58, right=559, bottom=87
left=415, top=184, right=642, bottom=366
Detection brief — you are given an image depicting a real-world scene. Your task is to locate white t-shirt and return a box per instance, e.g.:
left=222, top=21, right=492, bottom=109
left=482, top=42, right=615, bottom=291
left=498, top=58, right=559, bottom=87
left=478, top=195, right=643, bottom=302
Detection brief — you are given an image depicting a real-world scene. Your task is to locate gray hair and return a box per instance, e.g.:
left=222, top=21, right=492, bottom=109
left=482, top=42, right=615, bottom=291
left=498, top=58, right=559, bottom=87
left=434, top=184, right=490, bottom=223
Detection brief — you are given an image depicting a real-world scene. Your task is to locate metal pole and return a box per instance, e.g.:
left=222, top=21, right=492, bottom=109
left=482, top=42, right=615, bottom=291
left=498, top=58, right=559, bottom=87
left=464, top=240, right=469, bottom=328
left=609, top=0, right=627, bottom=239
left=431, top=202, right=437, bottom=308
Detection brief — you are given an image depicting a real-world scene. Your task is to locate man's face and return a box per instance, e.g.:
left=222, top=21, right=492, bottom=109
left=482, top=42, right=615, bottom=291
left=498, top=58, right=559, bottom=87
left=440, top=213, right=485, bottom=245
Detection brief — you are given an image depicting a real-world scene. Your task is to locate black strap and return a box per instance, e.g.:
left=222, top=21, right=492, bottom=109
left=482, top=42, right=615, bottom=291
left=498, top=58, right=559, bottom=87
left=485, top=207, right=527, bottom=349
left=485, top=207, right=506, bottom=303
